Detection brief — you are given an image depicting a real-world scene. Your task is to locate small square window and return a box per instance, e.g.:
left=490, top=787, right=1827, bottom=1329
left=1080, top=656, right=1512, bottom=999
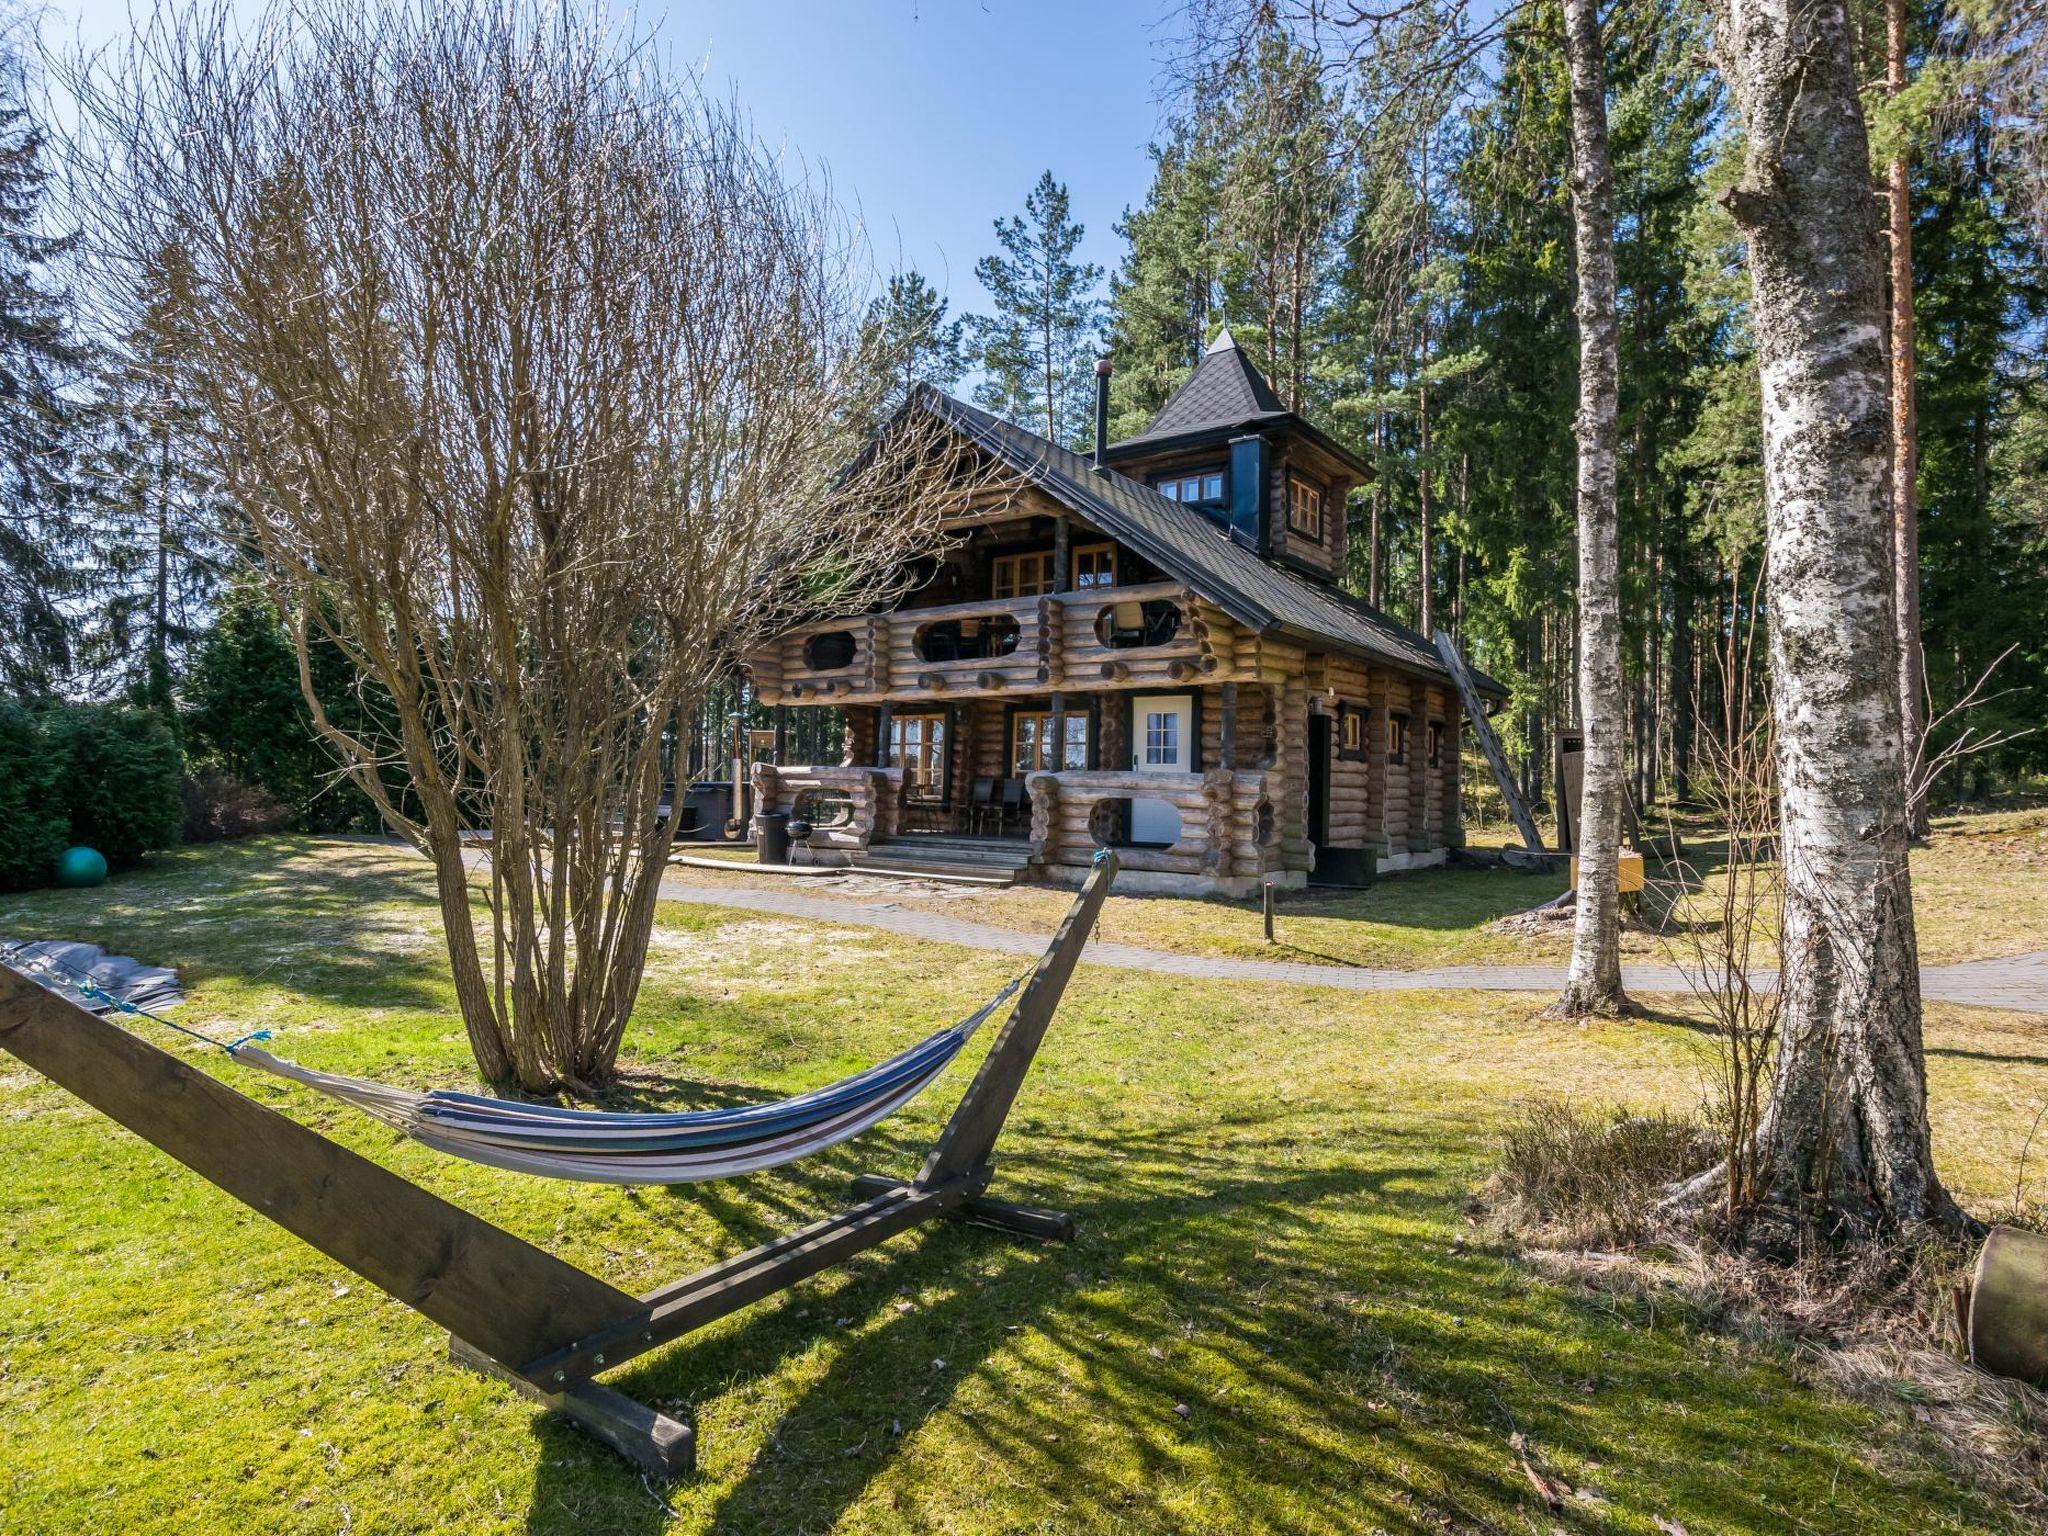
left=1144, top=710, right=1179, bottom=764
left=1337, top=703, right=1369, bottom=762
left=1287, top=476, right=1324, bottom=541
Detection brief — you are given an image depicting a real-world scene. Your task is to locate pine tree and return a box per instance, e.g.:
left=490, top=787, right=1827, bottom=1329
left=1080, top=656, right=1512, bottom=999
left=0, top=52, right=90, bottom=697
left=854, top=269, right=966, bottom=424
left=1106, top=122, right=1223, bottom=437
left=968, top=172, right=1104, bottom=447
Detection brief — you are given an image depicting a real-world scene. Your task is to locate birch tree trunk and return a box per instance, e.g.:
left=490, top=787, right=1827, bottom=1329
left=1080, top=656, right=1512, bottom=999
left=1708, top=0, right=1964, bottom=1233
left=1886, top=0, right=1930, bottom=839
left=1550, top=0, right=1630, bottom=1018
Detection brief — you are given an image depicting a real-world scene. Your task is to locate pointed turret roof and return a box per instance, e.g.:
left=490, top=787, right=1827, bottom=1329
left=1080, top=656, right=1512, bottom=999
left=1116, top=327, right=1288, bottom=446
left=1103, top=328, right=1370, bottom=480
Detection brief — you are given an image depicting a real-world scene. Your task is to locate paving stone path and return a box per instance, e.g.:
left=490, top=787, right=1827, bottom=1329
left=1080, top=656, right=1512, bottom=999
left=656, top=870, right=2048, bottom=1015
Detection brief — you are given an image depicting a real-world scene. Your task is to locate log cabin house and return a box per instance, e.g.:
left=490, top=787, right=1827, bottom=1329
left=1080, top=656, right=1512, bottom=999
left=742, top=328, right=1508, bottom=894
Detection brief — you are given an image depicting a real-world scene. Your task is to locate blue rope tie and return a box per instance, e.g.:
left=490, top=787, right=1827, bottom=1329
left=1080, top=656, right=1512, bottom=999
left=23, top=954, right=251, bottom=1056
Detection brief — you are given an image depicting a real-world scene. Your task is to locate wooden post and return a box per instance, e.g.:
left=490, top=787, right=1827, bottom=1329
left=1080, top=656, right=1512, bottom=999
left=1052, top=514, right=1071, bottom=593
left=1435, top=629, right=1542, bottom=851
left=1219, top=681, right=1239, bottom=769
left=1263, top=877, right=1276, bottom=944
left=772, top=704, right=788, bottom=765
left=1048, top=690, right=1066, bottom=774
left=920, top=852, right=1116, bottom=1183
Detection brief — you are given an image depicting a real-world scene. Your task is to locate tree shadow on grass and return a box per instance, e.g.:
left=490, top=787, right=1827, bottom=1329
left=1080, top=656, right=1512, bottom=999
left=0, top=835, right=453, bottom=1015
left=516, top=1106, right=1966, bottom=1536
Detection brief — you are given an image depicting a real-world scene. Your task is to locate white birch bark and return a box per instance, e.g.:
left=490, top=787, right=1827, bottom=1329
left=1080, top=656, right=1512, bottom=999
left=1551, top=0, right=1629, bottom=1017
left=1707, top=0, right=1963, bottom=1231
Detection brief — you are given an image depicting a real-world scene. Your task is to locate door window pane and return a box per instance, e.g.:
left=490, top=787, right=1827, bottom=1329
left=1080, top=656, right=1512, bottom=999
left=1145, top=710, right=1178, bottom=765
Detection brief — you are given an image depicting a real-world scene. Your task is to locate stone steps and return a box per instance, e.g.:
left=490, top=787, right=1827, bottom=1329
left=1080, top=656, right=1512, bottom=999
left=851, top=837, right=1033, bottom=886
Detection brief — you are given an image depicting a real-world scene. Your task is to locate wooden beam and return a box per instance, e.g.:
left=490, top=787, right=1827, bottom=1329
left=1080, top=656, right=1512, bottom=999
left=0, top=970, right=646, bottom=1370
left=517, top=1180, right=965, bottom=1385
left=921, top=851, right=1116, bottom=1182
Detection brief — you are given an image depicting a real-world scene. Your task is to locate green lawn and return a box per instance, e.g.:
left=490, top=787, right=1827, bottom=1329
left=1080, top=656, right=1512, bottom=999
left=786, top=802, right=2048, bottom=971
left=2, top=836, right=2042, bottom=1534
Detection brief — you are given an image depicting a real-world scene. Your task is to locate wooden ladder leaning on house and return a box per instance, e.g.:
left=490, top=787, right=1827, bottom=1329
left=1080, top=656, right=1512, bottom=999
left=1433, top=629, right=1545, bottom=855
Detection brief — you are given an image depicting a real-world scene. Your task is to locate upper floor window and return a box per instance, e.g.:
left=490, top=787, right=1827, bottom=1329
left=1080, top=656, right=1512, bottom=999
left=1287, top=476, right=1325, bottom=541
left=1073, top=542, right=1117, bottom=589
left=992, top=550, right=1055, bottom=599
left=1156, top=468, right=1227, bottom=509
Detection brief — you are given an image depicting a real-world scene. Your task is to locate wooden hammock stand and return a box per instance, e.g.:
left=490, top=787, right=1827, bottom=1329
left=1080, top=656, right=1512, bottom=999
left=0, top=854, right=1117, bottom=1478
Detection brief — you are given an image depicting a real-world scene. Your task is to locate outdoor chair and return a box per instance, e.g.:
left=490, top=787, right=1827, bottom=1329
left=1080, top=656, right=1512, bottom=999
left=959, top=776, right=998, bottom=835
left=996, top=777, right=1030, bottom=836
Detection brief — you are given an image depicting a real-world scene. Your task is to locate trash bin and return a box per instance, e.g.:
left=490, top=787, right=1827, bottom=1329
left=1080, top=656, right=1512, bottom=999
left=757, top=811, right=791, bottom=866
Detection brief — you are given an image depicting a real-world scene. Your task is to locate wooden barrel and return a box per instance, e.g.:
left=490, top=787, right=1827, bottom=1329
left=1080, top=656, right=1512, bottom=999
left=1969, top=1226, right=2048, bottom=1385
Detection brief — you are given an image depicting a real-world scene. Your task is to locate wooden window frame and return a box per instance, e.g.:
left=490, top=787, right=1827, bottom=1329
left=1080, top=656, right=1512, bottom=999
left=1286, top=475, right=1325, bottom=541
left=992, top=550, right=1056, bottom=600
left=1072, top=542, right=1118, bottom=590
left=1005, top=706, right=1092, bottom=774
left=1337, top=702, right=1369, bottom=762
left=1388, top=712, right=1410, bottom=767
left=1427, top=719, right=1445, bottom=770
left=889, top=711, right=949, bottom=792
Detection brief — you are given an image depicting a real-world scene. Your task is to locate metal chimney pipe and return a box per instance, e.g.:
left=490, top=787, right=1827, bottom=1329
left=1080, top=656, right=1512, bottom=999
left=1091, top=358, right=1113, bottom=474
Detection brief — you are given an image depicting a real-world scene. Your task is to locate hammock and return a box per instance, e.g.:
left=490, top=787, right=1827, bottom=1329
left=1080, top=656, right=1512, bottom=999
left=232, top=976, right=1023, bottom=1184
left=4, top=939, right=1024, bottom=1186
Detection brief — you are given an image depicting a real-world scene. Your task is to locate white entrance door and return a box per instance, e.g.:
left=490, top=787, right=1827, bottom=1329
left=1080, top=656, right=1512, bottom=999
left=1131, top=693, right=1192, bottom=844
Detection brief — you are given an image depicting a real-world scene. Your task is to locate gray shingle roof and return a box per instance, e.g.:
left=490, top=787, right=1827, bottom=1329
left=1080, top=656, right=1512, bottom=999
left=1114, top=325, right=1289, bottom=445
left=912, top=387, right=1506, bottom=698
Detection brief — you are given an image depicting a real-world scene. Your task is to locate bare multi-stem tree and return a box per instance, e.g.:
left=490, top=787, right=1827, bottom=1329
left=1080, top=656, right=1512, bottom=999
left=1656, top=599, right=1781, bottom=1226
left=1704, top=0, right=1967, bottom=1235
left=70, top=2, right=963, bottom=1092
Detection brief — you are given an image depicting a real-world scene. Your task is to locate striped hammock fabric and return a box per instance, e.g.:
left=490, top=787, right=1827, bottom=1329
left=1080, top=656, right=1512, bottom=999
left=231, top=975, right=1025, bottom=1185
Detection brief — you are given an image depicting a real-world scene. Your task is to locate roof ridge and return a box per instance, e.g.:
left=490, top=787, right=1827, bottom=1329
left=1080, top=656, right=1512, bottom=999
left=908, top=390, right=1496, bottom=694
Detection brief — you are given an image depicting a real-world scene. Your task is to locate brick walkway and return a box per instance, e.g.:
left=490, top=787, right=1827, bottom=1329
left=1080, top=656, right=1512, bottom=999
left=654, top=871, right=2048, bottom=1015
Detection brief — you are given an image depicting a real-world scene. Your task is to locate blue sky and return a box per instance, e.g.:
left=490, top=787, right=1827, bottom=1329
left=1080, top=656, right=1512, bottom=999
left=51, top=1, right=1181, bottom=323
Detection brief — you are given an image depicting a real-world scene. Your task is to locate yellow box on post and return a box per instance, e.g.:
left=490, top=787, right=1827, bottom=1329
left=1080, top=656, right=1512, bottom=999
left=1569, top=849, right=1644, bottom=893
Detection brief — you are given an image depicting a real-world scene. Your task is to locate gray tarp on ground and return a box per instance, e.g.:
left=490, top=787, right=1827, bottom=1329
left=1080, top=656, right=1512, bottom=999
left=0, top=940, right=183, bottom=1013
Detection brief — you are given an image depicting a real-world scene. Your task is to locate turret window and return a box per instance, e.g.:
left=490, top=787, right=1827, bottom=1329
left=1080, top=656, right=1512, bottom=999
left=1287, top=476, right=1325, bottom=541
left=1156, top=468, right=1226, bottom=509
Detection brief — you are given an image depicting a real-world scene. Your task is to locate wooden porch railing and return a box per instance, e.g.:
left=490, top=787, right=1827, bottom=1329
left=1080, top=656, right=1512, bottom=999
left=750, top=763, right=905, bottom=853
left=746, top=581, right=1235, bottom=705
left=1025, top=768, right=1278, bottom=881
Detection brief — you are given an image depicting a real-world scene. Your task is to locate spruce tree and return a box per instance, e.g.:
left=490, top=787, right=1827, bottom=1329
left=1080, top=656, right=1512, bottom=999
left=968, top=172, right=1103, bottom=446
left=78, top=247, right=236, bottom=708
left=0, top=51, right=89, bottom=697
